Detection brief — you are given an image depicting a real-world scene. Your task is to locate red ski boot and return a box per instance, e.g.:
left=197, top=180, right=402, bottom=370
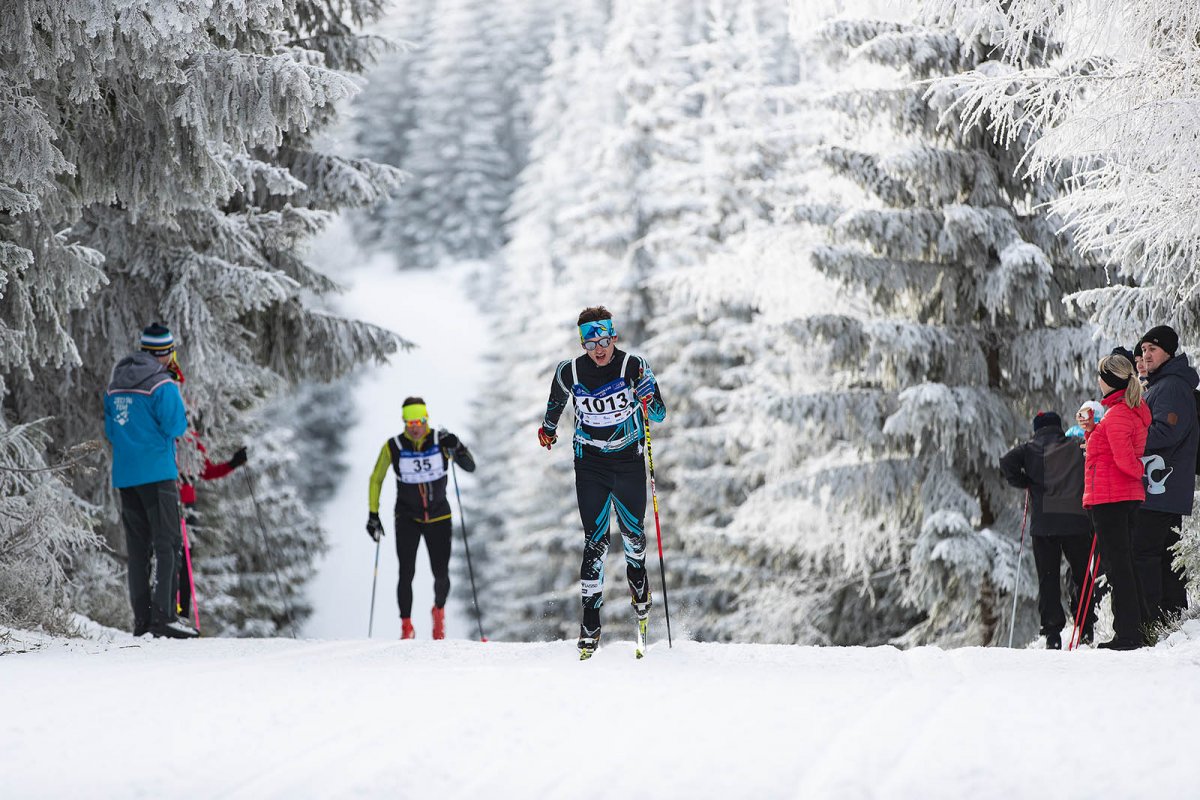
left=401, top=618, right=415, bottom=639
left=431, top=606, right=446, bottom=640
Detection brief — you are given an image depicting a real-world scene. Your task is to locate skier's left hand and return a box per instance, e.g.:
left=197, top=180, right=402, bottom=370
left=437, top=429, right=460, bottom=450
left=229, top=446, right=248, bottom=469
left=635, top=374, right=656, bottom=402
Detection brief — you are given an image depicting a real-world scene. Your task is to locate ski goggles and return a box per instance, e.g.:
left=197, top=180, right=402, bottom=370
left=582, top=336, right=614, bottom=351
left=579, top=319, right=615, bottom=343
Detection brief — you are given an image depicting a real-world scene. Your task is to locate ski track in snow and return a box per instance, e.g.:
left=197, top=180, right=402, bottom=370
left=5, top=630, right=1200, bottom=799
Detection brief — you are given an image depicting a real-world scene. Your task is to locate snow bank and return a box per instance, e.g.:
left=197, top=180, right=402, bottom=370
left=4, top=625, right=1200, bottom=799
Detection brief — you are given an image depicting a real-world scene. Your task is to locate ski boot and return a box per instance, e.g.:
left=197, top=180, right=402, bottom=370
left=632, top=589, right=652, bottom=658
left=431, top=606, right=445, bottom=640
left=577, top=625, right=601, bottom=661
left=401, top=618, right=415, bottom=640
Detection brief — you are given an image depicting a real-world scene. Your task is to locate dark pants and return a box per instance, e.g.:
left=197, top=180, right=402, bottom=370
left=175, top=510, right=196, bottom=619
left=1135, top=509, right=1189, bottom=624
left=119, top=480, right=182, bottom=631
left=1089, top=501, right=1148, bottom=643
left=395, top=516, right=451, bottom=618
left=1032, top=535, right=1097, bottom=637
left=575, top=456, right=649, bottom=631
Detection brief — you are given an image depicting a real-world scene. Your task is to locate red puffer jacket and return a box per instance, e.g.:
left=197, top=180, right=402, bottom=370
left=1083, top=391, right=1151, bottom=508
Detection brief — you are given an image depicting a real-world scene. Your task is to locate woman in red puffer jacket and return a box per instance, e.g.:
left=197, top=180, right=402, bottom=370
left=1079, top=353, right=1151, bottom=650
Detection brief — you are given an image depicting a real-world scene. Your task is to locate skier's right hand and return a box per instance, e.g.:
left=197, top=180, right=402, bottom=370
left=537, top=426, right=557, bottom=450
left=366, top=512, right=385, bottom=542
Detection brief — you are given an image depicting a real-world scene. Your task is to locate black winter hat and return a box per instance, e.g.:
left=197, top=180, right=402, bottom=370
left=1111, top=346, right=1136, bottom=365
left=1139, top=325, right=1179, bottom=357
left=1033, top=411, right=1062, bottom=432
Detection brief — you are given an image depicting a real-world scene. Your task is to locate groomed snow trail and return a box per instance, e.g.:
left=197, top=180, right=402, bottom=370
left=5, top=628, right=1200, bottom=799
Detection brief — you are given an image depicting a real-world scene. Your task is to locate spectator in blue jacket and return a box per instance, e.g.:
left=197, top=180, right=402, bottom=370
left=1136, top=325, right=1199, bottom=625
left=104, top=323, right=194, bottom=638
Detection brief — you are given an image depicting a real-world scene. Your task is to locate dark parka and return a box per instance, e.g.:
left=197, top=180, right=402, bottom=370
left=1000, top=425, right=1090, bottom=536
left=1142, top=353, right=1200, bottom=515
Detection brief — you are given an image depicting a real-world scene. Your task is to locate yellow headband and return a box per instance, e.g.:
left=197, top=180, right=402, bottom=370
left=402, top=404, right=429, bottom=422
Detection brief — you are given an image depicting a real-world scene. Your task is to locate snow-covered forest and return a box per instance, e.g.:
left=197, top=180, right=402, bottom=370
left=5, top=0, right=1200, bottom=656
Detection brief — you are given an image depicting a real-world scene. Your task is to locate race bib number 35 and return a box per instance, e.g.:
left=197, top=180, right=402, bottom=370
left=398, top=447, right=445, bottom=483
left=574, top=379, right=636, bottom=427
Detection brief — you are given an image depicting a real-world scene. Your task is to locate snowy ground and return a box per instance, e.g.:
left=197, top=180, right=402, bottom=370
left=5, top=620, right=1200, bottom=799
left=303, top=246, right=485, bottom=641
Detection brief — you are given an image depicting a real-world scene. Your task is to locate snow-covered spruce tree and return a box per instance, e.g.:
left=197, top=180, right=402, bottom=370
left=386, top=0, right=517, bottom=268
left=924, top=0, right=1200, bottom=611
left=752, top=14, right=1107, bottom=645
left=0, top=1, right=403, bottom=632
left=473, top=0, right=813, bottom=641
left=0, top=422, right=100, bottom=631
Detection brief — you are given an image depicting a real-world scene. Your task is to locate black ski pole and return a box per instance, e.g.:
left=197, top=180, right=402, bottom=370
left=243, top=468, right=299, bottom=639
left=450, top=459, right=487, bottom=642
left=368, top=535, right=381, bottom=637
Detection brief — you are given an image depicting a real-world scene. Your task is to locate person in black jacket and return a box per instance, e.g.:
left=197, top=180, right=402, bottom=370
left=1000, top=411, right=1096, bottom=648
left=1135, top=325, right=1199, bottom=625
left=366, top=397, right=475, bottom=640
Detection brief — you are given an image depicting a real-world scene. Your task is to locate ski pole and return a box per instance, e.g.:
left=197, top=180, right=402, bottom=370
left=1068, top=532, right=1098, bottom=650
left=181, top=515, right=201, bottom=632
left=1007, top=490, right=1030, bottom=648
left=367, top=534, right=381, bottom=642
left=243, top=468, right=300, bottom=638
left=641, top=394, right=673, bottom=648
left=450, top=459, right=487, bottom=642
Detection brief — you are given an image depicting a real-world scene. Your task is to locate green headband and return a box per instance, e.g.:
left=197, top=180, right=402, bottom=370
left=402, top=404, right=429, bottom=422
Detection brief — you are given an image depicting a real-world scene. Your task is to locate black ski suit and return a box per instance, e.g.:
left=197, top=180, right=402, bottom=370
left=542, top=350, right=666, bottom=631
left=1000, top=426, right=1095, bottom=639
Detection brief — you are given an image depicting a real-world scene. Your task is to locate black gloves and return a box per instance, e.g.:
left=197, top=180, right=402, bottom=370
left=367, top=512, right=384, bottom=542
left=229, top=446, right=248, bottom=469
left=438, top=429, right=459, bottom=451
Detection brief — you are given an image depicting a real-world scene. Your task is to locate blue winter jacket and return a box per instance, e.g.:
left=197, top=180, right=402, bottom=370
left=1142, top=353, right=1200, bottom=515
left=104, top=353, right=188, bottom=489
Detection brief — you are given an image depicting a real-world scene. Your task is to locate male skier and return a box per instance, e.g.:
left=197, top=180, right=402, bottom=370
left=538, top=306, right=667, bottom=658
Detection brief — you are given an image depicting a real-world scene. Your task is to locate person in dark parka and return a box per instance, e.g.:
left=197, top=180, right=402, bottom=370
left=1000, top=411, right=1096, bottom=649
left=1135, top=325, right=1199, bottom=624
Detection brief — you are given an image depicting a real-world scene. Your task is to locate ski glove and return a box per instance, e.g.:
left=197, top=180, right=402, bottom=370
left=635, top=375, right=656, bottom=402
left=437, top=429, right=460, bottom=451
left=537, top=426, right=558, bottom=450
left=367, top=512, right=385, bottom=542
left=229, top=446, right=248, bottom=469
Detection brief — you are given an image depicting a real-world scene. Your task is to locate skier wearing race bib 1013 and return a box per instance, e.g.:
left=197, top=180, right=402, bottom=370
left=367, top=397, right=475, bottom=640
left=537, top=306, right=667, bottom=658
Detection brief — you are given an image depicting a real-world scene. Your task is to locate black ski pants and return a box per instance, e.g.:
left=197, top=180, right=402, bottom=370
left=1089, top=501, right=1148, bottom=643
left=1031, top=535, right=1096, bottom=637
left=575, top=455, right=649, bottom=631
left=1134, top=509, right=1189, bottom=624
left=119, top=479, right=182, bottom=631
left=395, top=516, right=451, bottom=619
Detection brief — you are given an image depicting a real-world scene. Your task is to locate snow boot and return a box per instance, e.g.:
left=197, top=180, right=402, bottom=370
left=401, top=618, right=415, bottom=640
left=1045, top=633, right=1062, bottom=650
left=431, top=606, right=445, bottom=640
left=578, top=624, right=601, bottom=660
left=150, top=616, right=199, bottom=639
left=1097, top=637, right=1142, bottom=651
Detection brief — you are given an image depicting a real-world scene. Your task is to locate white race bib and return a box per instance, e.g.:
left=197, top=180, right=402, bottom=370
left=397, top=445, right=445, bottom=483
left=574, top=378, right=636, bottom=427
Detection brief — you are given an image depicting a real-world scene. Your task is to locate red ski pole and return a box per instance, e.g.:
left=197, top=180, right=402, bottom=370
left=1068, top=533, right=1098, bottom=650
left=181, top=515, right=201, bottom=633
left=641, top=394, right=672, bottom=648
